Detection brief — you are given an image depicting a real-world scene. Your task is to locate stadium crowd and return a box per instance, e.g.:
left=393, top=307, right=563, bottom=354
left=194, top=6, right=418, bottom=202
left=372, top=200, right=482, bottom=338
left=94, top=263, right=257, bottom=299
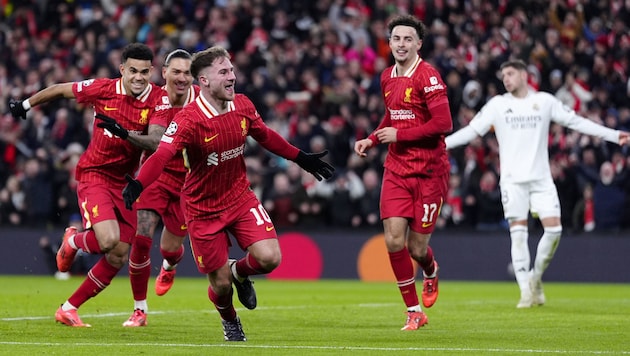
left=1, top=0, right=630, bottom=235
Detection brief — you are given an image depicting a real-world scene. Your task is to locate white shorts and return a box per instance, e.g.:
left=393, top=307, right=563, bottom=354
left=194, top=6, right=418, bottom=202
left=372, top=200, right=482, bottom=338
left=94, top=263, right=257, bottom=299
left=499, top=177, right=560, bottom=221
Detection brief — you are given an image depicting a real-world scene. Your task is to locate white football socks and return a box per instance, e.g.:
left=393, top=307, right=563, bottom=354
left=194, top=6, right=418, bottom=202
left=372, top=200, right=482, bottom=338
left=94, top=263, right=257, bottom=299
left=134, top=300, right=148, bottom=312
left=61, top=301, right=77, bottom=311
left=162, top=259, right=177, bottom=271
left=510, top=225, right=530, bottom=295
left=67, top=234, right=77, bottom=249
left=532, top=226, right=562, bottom=281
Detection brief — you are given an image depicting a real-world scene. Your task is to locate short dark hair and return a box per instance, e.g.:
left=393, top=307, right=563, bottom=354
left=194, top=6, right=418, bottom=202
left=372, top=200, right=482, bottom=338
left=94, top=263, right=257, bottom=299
left=122, top=43, right=154, bottom=63
left=164, top=49, right=192, bottom=67
left=191, top=46, right=230, bottom=79
left=500, top=59, right=528, bottom=72
left=387, top=15, right=426, bottom=41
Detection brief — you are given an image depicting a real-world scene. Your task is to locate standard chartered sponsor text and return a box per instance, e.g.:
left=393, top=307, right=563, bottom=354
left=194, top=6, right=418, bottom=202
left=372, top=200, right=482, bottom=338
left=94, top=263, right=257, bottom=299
left=389, top=109, right=416, bottom=120
left=221, top=144, right=245, bottom=162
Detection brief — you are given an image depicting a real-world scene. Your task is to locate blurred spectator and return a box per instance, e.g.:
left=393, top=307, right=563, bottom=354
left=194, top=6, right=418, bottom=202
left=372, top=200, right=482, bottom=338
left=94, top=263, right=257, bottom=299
left=550, top=155, right=580, bottom=231
left=353, top=167, right=381, bottom=228
left=457, top=144, right=485, bottom=226
left=50, top=107, right=75, bottom=149
left=52, top=142, right=83, bottom=226
left=547, top=69, right=564, bottom=93
left=439, top=172, right=465, bottom=229
left=291, top=118, right=320, bottom=152
left=327, top=169, right=364, bottom=227
left=21, top=108, right=50, bottom=153
left=245, top=156, right=266, bottom=201
left=263, top=171, right=298, bottom=228
left=323, top=115, right=353, bottom=169
left=574, top=146, right=603, bottom=192
left=0, top=114, right=22, bottom=184
left=470, top=170, right=507, bottom=231
left=291, top=169, right=331, bottom=227
left=0, top=174, right=26, bottom=226
left=548, top=0, right=584, bottom=49
left=572, top=184, right=595, bottom=233
left=21, top=154, right=54, bottom=227
left=554, top=69, right=593, bottom=113
left=577, top=161, right=627, bottom=232
left=1, top=0, right=630, bottom=233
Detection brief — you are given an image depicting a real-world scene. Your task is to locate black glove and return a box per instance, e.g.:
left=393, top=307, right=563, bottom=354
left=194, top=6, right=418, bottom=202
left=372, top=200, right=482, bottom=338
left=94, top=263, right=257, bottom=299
left=9, top=99, right=28, bottom=120
left=96, top=113, right=129, bottom=139
left=294, top=150, right=335, bottom=181
left=122, top=174, right=143, bottom=210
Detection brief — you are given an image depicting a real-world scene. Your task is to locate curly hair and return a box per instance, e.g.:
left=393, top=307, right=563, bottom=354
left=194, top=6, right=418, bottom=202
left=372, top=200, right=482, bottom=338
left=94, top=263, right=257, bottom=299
left=387, top=15, right=426, bottom=41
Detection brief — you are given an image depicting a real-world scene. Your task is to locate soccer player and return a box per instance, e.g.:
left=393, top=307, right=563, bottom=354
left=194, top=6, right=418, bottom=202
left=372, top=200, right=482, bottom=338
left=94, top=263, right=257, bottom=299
left=445, top=59, right=629, bottom=308
left=9, top=43, right=172, bottom=327
left=353, top=15, right=452, bottom=331
left=124, top=49, right=199, bottom=327
left=121, top=46, right=334, bottom=341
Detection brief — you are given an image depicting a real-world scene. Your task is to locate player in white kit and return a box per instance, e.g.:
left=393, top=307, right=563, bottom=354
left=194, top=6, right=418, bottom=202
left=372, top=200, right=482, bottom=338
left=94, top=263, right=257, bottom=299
left=446, top=59, right=629, bottom=308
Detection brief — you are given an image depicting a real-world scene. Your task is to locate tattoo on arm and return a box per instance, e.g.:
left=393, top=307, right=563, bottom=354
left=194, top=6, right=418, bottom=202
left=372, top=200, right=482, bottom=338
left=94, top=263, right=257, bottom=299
left=127, top=125, right=166, bottom=151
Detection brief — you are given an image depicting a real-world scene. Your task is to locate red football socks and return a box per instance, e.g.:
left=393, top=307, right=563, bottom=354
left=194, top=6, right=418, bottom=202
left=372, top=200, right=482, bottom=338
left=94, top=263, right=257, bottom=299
left=389, top=248, right=420, bottom=308
left=129, top=234, right=152, bottom=300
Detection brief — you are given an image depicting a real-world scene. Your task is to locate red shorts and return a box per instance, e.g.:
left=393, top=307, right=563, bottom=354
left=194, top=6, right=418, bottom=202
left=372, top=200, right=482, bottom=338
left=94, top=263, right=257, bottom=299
left=136, top=180, right=186, bottom=236
left=188, top=191, right=277, bottom=274
left=380, top=170, right=448, bottom=234
left=76, top=181, right=136, bottom=243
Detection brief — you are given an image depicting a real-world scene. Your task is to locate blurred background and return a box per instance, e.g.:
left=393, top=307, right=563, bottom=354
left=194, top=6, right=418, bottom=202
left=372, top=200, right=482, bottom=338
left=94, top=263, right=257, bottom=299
left=1, top=0, right=629, bottom=281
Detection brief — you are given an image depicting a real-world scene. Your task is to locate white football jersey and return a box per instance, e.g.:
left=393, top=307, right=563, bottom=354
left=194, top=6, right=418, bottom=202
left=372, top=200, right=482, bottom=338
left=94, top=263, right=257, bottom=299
left=466, top=90, right=619, bottom=184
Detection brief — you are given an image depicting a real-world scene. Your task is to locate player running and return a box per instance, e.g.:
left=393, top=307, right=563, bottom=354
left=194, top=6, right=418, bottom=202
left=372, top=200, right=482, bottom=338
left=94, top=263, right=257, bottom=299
left=124, top=49, right=199, bottom=327
left=122, top=46, right=334, bottom=340
left=9, top=43, right=172, bottom=327
left=354, top=15, right=452, bottom=331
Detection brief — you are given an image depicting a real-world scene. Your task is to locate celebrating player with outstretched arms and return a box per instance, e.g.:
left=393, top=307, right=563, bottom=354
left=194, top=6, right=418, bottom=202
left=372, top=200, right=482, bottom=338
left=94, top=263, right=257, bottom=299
left=446, top=59, right=629, bottom=308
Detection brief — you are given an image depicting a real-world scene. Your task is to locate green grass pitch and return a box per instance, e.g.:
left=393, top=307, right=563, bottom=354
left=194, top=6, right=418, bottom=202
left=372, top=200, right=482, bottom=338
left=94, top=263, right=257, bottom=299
left=0, top=275, right=628, bottom=355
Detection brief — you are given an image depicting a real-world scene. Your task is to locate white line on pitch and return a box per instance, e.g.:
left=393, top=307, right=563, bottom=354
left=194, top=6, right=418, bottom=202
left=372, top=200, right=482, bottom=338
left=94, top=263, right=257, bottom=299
left=0, top=341, right=627, bottom=354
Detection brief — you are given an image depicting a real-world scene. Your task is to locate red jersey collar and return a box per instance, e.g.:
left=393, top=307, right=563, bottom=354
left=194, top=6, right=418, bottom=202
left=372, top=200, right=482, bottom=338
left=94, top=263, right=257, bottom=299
left=391, top=55, right=423, bottom=78
left=196, top=94, right=235, bottom=118
left=161, top=85, right=196, bottom=107
left=116, top=79, right=152, bottom=102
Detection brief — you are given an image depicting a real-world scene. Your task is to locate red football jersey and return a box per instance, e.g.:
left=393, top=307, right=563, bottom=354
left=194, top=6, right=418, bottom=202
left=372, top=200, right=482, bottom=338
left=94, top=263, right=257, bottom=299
left=155, top=84, right=201, bottom=189
left=370, top=58, right=451, bottom=178
left=149, top=93, right=299, bottom=219
left=73, top=78, right=172, bottom=187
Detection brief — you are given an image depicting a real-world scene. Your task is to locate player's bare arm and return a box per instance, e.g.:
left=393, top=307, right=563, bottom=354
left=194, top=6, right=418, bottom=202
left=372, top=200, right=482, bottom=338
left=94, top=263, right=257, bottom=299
left=619, top=131, right=630, bottom=145
left=28, top=82, right=76, bottom=105
left=9, top=83, right=75, bottom=120
left=127, top=124, right=166, bottom=151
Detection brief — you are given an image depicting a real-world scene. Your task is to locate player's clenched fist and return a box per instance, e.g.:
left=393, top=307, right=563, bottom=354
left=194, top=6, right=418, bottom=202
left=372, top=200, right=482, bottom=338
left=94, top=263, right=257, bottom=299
left=122, top=174, right=143, bottom=210
left=9, top=99, right=29, bottom=120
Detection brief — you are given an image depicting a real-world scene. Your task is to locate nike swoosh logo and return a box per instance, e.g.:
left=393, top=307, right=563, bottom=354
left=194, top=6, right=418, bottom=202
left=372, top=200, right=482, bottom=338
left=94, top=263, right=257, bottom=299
left=204, top=134, right=219, bottom=142
left=265, top=225, right=275, bottom=232
left=104, top=106, right=118, bottom=111
left=180, top=225, right=187, bottom=230
left=422, top=222, right=433, bottom=228
left=384, top=91, right=391, bottom=97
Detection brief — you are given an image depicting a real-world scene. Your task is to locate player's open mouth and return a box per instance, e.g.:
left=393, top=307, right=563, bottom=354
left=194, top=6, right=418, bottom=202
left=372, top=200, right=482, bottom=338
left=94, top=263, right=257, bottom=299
left=131, top=83, right=145, bottom=91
